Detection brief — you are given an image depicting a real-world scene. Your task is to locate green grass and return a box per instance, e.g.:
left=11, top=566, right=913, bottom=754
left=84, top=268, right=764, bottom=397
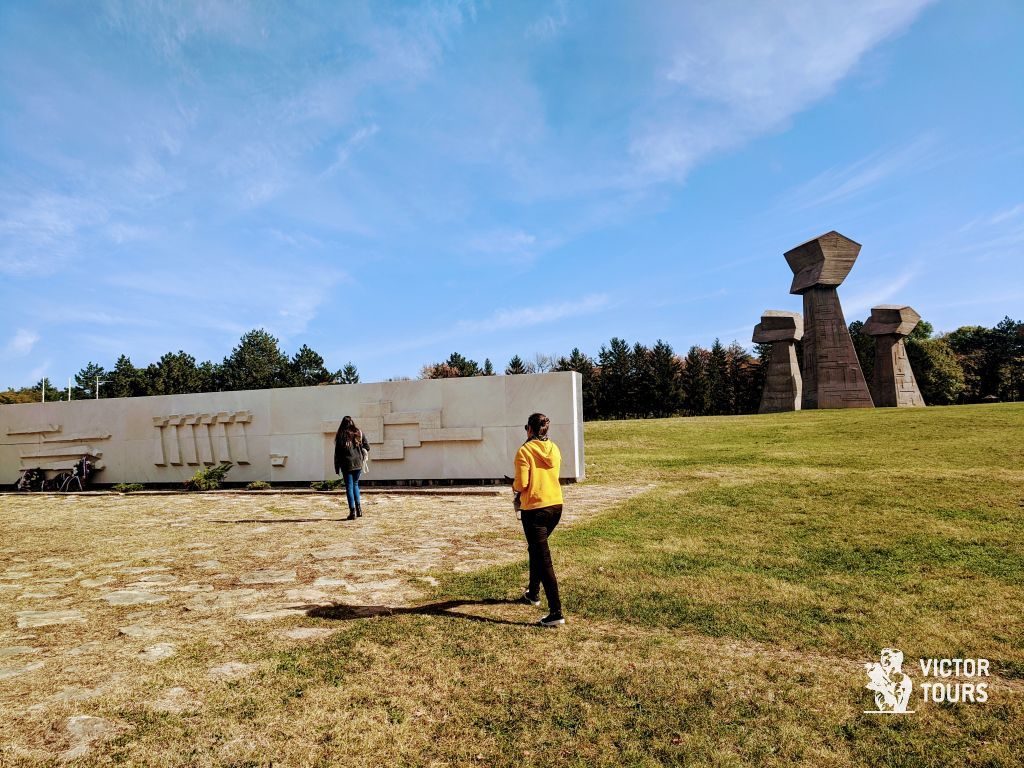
left=203, top=403, right=1022, bottom=768
left=28, top=404, right=1024, bottom=767
left=416, top=404, right=1023, bottom=766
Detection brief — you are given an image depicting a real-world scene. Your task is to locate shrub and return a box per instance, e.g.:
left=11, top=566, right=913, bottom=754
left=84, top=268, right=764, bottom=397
left=112, top=483, right=144, bottom=493
left=310, top=479, right=343, bottom=491
left=184, top=462, right=233, bottom=491
left=246, top=480, right=271, bottom=490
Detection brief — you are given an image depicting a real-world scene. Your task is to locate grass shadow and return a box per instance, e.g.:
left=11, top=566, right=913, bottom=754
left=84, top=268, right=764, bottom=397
left=305, top=598, right=535, bottom=627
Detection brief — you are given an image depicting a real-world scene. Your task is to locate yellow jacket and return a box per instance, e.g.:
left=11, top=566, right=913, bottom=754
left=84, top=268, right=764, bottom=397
left=513, top=438, right=563, bottom=510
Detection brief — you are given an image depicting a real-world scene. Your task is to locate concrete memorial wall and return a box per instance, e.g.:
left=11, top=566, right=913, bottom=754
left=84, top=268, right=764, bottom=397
left=0, top=372, right=585, bottom=485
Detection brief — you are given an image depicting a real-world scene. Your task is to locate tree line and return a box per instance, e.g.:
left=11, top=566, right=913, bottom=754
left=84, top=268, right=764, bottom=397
left=419, top=315, right=1023, bottom=419
left=0, top=330, right=357, bottom=404
left=2, top=317, right=1021, bottom=418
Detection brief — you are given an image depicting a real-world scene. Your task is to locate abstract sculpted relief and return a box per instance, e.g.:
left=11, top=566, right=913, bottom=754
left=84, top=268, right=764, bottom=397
left=0, top=372, right=584, bottom=484
left=153, top=410, right=252, bottom=466
left=11, top=425, right=111, bottom=472
left=754, top=231, right=925, bottom=411
left=320, top=401, right=483, bottom=461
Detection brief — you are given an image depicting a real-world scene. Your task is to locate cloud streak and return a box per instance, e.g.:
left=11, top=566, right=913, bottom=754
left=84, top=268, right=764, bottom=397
left=457, top=294, right=611, bottom=334
left=629, top=0, right=936, bottom=183
left=779, top=136, right=941, bottom=211
left=5, top=329, right=40, bottom=357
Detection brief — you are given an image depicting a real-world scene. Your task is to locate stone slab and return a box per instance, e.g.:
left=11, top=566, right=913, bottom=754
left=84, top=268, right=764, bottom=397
left=15, top=610, right=85, bottom=628
left=98, top=591, right=168, bottom=606
left=0, top=373, right=584, bottom=484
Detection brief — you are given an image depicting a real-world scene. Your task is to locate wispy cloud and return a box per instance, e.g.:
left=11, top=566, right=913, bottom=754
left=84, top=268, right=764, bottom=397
left=0, top=194, right=109, bottom=275
left=629, top=0, right=935, bottom=183
left=5, top=329, right=40, bottom=356
left=353, top=293, right=613, bottom=361
left=526, top=0, right=569, bottom=40
left=843, top=267, right=919, bottom=317
left=102, top=263, right=349, bottom=341
left=457, top=294, right=610, bottom=334
left=324, top=124, right=381, bottom=176
left=950, top=202, right=1024, bottom=263
left=779, top=136, right=941, bottom=211
left=463, top=228, right=565, bottom=263
left=988, top=203, right=1024, bottom=226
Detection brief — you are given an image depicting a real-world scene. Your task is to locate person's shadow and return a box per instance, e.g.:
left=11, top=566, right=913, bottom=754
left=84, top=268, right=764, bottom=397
left=304, top=598, right=533, bottom=627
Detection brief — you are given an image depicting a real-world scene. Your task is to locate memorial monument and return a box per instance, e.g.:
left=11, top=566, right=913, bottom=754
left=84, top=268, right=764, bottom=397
left=0, top=372, right=585, bottom=485
left=864, top=305, right=926, bottom=407
left=752, top=310, right=803, bottom=413
left=784, top=231, right=874, bottom=409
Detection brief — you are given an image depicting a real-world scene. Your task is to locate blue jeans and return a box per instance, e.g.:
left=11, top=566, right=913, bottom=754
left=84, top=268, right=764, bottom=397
left=343, top=469, right=362, bottom=511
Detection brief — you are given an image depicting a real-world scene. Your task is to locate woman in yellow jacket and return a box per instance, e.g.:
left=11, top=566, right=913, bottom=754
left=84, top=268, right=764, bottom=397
left=513, top=412, right=565, bottom=627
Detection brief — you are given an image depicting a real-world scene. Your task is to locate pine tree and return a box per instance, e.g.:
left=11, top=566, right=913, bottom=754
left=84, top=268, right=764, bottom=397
left=73, top=362, right=107, bottom=399
left=290, top=344, right=332, bottom=386
left=482, top=358, right=495, bottom=375
left=505, top=355, right=529, bottom=375
left=145, top=351, right=202, bottom=395
left=221, top=329, right=291, bottom=391
left=445, top=352, right=481, bottom=377
left=681, top=346, right=710, bottom=416
left=631, top=342, right=654, bottom=418
left=707, top=339, right=733, bottom=415
left=32, top=378, right=58, bottom=401
left=849, top=320, right=874, bottom=384
left=597, top=337, right=632, bottom=419
left=339, top=362, right=360, bottom=384
left=197, top=361, right=223, bottom=392
left=554, top=347, right=599, bottom=419
left=726, top=342, right=760, bottom=415
left=648, top=340, right=683, bottom=417
left=106, top=355, right=145, bottom=398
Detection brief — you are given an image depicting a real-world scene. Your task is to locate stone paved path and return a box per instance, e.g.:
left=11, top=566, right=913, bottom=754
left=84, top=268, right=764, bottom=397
left=0, top=484, right=649, bottom=761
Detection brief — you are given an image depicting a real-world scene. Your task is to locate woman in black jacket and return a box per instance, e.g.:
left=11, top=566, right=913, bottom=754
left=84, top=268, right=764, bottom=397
left=334, top=416, right=369, bottom=520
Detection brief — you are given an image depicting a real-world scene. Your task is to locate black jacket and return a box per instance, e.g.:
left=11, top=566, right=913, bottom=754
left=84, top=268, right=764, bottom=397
left=334, top=431, right=369, bottom=474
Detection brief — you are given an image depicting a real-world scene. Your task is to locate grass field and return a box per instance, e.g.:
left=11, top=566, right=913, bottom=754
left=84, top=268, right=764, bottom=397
left=2, top=403, right=1023, bottom=766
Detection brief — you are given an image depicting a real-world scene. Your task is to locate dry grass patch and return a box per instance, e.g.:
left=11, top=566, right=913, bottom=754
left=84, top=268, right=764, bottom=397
left=0, top=484, right=646, bottom=762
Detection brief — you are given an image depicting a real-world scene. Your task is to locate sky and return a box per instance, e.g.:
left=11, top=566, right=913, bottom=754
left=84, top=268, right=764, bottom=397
left=1, top=0, right=1022, bottom=388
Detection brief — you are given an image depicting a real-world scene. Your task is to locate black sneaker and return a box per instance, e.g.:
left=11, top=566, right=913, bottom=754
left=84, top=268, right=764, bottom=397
left=538, top=612, right=565, bottom=627
left=517, top=590, right=541, bottom=607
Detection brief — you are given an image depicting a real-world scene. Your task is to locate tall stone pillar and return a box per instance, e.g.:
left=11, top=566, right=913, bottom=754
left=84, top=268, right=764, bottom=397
left=752, top=310, right=803, bottom=413
left=865, top=305, right=926, bottom=407
left=784, top=231, right=874, bottom=409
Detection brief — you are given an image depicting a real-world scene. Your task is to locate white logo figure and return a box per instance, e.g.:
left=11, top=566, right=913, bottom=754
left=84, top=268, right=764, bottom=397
left=864, top=648, right=914, bottom=714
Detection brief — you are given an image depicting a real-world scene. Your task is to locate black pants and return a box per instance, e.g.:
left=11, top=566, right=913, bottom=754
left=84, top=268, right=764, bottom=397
left=521, top=504, right=563, bottom=614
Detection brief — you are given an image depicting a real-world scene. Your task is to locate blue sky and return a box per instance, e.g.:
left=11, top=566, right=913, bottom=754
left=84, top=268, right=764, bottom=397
left=1, top=0, right=1022, bottom=387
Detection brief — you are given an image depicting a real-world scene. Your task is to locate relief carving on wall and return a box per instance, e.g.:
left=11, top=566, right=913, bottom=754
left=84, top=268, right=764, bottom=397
left=320, top=401, right=483, bottom=461
left=153, top=410, right=252, bottom=466
left=13, top=425, right=111, bottom=471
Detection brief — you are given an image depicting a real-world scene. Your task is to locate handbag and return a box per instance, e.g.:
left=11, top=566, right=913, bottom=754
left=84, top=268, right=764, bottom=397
left=361, top=446, right=370, bottom=474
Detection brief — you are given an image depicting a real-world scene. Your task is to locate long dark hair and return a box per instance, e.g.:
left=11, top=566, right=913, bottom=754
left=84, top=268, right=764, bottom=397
left=336, top=415, right=361, bottom=446
left=527, top=412, right=550, bottom=440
